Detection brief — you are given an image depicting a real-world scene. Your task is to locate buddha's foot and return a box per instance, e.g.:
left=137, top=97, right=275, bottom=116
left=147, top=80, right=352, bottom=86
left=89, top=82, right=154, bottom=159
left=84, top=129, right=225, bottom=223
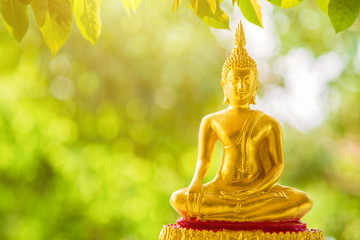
left=159, top=218, right=324, bottom=240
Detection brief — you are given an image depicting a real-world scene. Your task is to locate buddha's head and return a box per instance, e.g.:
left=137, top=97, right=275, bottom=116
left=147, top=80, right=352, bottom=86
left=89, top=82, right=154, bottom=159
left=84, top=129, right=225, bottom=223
left=221, top=21, right=259, bottom=107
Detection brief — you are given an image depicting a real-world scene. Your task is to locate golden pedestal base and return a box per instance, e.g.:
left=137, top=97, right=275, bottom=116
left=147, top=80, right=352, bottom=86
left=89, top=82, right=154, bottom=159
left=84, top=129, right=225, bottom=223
left=159, top=225, right=324, bottom=240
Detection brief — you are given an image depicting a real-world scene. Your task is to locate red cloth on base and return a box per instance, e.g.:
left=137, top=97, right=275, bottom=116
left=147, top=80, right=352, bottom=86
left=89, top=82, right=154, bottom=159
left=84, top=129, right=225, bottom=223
left=177, top=217, right=307, bottom=233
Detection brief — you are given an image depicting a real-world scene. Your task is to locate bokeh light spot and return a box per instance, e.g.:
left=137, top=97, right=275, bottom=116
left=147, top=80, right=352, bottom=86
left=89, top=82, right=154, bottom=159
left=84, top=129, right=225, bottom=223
left=123, top=158, right=151, bottom=183
left=49, top=55, right=70, bottom=76
left=0, top=142, right=13, bottom=168
left=124, top=36, right=148, bottom=57
left=77, top=72, right=100, bottom=96
left=12, top=109, right=34, bottom=135
left=129, top=123, right=153, bottom=145
left=344, top=219, right=360, bottom=240
left=0, top=76, right=19, bottom=99
left=353, top=39, right=360, bottom=75
left=78, top=172, right=97, bottom=202
left=98, top=114, right=121, bottom=139
left=299, top=9, right=320, bottom=31
left=164, top=27, right=190, bottom=56
left=126, top=98, right=148, bottom=121
left=47, top=144, right=69, bottom=168
left=50, top=76, right=75, bottom=101
left=274, top=11, right=290, bottom=34
left=112, top=139, right=135, bottom=154
left=48, top=117, right=78, bottom=143
left=18, top=218, right=43, bottom=240
left=89, top=200, right=113, bottom=224
left=154, top=87, right=176, bottom=109
left=123, top=196, right=149, bottom=221
left=80, top=114, right=98, bottom=139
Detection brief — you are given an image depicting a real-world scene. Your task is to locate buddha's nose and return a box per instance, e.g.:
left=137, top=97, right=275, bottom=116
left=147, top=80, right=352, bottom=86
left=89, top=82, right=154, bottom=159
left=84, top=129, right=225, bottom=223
left=238, top=81, right=243, bottom=89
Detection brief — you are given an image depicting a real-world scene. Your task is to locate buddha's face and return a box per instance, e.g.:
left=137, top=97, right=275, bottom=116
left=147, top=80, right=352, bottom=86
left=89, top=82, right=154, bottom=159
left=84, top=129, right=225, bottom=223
left=223, top=68, right=256, bottom=107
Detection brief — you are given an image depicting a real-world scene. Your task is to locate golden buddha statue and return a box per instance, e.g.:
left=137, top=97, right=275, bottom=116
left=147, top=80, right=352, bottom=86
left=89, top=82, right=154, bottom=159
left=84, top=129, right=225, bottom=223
left=169, top=22, right=313, bottom=223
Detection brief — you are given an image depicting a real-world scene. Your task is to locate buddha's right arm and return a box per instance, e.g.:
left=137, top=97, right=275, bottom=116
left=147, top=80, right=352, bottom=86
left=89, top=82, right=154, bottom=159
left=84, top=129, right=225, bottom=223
left=187, top=117, right=217, bottom=216
left=189, top=116, right=217, bottom=189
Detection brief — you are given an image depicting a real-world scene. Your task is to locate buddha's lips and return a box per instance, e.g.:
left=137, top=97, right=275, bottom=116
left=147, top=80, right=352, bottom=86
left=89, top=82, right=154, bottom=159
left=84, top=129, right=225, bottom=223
left=235, top=90, right=249, bottom=98
left=177, top=217, right=307, bottom=233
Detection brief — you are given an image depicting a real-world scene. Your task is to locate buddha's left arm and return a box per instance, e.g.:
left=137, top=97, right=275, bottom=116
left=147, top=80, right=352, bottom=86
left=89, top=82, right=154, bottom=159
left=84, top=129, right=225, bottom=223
left=255, top=118, right=284, bottom=192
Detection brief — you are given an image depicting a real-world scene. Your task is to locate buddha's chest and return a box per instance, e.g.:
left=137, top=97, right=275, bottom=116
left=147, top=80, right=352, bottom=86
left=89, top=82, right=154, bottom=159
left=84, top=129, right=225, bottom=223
left=212, top=116, right=260, bottom=146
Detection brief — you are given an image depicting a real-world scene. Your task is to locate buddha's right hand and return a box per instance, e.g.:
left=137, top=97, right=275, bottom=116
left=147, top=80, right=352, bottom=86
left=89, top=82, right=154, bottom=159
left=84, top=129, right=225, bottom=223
left=186, top=183, right=203, bottom=217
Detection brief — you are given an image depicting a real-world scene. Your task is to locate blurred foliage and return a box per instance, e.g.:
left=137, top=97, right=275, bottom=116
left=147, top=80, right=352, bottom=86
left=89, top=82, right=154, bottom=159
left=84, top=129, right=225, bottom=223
left=0, top=0, right=360, bottom=240
left=1, top=0, right=360, bottom=55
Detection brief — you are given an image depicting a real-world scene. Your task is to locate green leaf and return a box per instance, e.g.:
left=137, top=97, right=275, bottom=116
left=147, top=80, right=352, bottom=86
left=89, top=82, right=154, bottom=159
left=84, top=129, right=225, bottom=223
left=1, top=0, right=29, bottom=43
left=196, top=0, right=229, bottom=29
left=73, top=0, right=101, bottom=45
left=314, top=0, right=329, bottom=15
left=206, top=0, right=216, bottom=14
left=329, top=0, right=360, bottom=33
left=19, top=0, right=32, bottom=4
left=238, top=0, right=263, bottom=28
left=31, top=0, right=72, bottom=56
left=190, top=0, right=198, bottom=14
left=281, top=0, right=302, bottom=8
left=267, top=0, right=281, bottom=7
left=171, top=0, right=181, bottom=13
left=121, top=0, right=142, bottom=15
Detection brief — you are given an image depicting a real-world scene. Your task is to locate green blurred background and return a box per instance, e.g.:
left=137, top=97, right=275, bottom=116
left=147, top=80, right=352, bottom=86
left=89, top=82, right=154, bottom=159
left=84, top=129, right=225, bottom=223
left=0, top=0, right=360, bottom=239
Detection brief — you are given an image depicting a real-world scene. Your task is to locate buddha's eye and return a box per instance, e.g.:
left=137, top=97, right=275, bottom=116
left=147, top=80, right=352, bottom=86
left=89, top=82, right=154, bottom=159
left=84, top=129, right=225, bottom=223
left=231, top=77, right=240, bottom=83
left=243, top=76, right=250, bottom=83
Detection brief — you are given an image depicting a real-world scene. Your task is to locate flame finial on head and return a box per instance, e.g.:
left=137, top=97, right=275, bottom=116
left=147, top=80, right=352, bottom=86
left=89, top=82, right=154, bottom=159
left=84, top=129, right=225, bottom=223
left=234, top=21, right=246, bottom=48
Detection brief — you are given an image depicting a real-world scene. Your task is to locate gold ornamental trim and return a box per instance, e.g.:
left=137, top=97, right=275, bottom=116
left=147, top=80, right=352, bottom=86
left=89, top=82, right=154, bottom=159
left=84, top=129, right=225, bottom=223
left=159, top=225, right=324, bottom=240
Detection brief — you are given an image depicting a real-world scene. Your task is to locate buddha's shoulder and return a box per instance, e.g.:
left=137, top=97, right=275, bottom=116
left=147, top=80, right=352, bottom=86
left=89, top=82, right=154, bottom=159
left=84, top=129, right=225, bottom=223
left=201, top=109, right=229, bottom=121
left=255, top=111, right=282, bottom=129
left=202, top=109, right=280, bottom=121
left=201, top=109, right=278, bottom=119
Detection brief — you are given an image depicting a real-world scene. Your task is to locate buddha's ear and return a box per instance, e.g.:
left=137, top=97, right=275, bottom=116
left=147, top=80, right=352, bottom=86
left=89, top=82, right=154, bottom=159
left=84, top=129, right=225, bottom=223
left=223, top=86, right=229, bottom=104
left=224, top=95, right=230, bottom=104
left=221, top=79, right=225, bottom=87
left=250, top=82, right=258, bottom=105
left=250, top=96, right=256, bottom=105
